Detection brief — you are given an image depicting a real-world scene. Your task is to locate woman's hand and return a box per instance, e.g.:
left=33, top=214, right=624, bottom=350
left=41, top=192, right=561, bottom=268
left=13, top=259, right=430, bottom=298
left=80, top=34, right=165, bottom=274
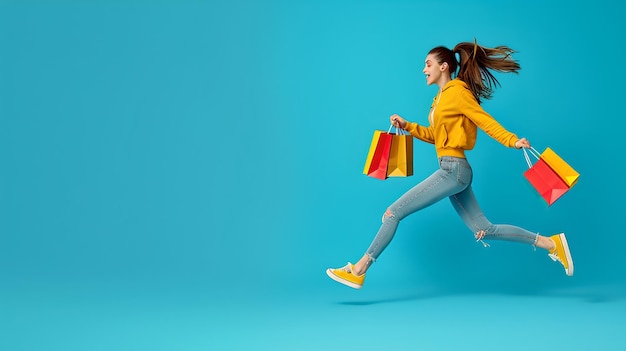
left=515, top=137, right=530, bottom=149
left=390, top=114, right=407, bottom=129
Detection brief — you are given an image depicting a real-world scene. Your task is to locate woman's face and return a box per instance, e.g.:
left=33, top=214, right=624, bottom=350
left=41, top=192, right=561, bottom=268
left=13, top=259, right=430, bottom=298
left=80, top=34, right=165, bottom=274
left=423, top=54, right=444, bottom=86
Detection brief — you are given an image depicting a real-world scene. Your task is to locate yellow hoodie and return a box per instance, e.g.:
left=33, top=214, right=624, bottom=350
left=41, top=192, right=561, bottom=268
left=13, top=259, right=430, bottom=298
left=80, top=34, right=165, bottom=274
left=404, top=78, right=518, bottom=158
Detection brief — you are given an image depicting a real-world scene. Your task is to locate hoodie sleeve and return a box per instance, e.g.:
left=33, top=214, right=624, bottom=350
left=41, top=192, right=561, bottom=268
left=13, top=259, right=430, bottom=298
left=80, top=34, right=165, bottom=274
left=405, top=121, right=435, bottom=144
left=457, top=89, right=518, bottom=148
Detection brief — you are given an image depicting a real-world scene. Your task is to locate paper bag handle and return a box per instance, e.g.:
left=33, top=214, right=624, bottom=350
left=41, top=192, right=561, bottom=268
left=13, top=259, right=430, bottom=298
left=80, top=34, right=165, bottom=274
left=522, top=146, right=541, bottom=169
left=388, top=124, right=408, bottom=136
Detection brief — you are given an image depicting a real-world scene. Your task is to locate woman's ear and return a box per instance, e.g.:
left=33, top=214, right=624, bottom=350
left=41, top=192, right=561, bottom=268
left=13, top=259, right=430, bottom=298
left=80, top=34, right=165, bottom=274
left=441, top=62, right=448, bottom=71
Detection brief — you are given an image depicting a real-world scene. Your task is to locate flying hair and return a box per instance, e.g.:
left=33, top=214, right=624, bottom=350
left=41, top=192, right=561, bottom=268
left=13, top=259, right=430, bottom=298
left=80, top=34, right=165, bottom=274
left=429, top=39, right=520, bottom=104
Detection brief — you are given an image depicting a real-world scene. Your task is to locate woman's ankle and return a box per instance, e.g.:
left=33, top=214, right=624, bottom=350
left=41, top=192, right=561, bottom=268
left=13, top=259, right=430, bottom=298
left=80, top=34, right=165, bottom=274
left=536, top=235, right=555, bottom=251
left=353, top=255, right=373, bottom=275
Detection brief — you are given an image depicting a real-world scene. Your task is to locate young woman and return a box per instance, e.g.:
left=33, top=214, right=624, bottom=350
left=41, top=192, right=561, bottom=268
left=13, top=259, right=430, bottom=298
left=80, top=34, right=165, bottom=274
left=326, top=40, right=574, bottom=289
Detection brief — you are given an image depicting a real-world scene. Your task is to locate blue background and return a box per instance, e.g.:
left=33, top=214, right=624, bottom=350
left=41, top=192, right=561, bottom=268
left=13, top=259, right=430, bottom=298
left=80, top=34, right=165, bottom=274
left=1, top=0, right=624, bottom=350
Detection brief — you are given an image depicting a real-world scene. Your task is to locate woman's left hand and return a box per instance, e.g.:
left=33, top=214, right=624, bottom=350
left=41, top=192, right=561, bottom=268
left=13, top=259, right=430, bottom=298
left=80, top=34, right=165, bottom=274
left=390, top=114, right=407, bottom=129
left=515, top=138, right=530, bottom=149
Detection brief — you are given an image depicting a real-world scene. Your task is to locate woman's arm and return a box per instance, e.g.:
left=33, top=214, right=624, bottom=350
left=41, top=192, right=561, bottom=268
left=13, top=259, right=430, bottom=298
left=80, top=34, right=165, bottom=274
left=457, top=89, right=519, bottom=148
left=390, top=114, right=435, bottom=144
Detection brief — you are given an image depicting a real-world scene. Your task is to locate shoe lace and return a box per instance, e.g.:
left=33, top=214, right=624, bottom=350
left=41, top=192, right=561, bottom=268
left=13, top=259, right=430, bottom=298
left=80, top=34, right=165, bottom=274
left=474, top=230, right=490, bottom=248
left=548, top=252, right=561, bottom=264
left=343, top=263, right=353, bottom=273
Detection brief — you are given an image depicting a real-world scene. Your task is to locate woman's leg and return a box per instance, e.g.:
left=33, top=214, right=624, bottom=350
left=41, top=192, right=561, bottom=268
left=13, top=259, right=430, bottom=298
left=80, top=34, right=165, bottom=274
left=353, top=157, right=471, bottom=274
left=449, top=184, right=575, bottom=275
left=449, top=184, right=552, bottom=248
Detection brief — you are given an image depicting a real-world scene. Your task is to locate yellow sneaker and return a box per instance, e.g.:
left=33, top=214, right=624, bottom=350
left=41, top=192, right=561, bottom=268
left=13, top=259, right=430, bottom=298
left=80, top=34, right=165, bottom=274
left=548, top=233, right=574, bottom=276
left=326, top=262, right=365, bottom=289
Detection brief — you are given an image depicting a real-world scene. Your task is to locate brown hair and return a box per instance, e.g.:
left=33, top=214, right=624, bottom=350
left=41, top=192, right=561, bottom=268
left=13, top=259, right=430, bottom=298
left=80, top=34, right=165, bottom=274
left=429, top=39, right=520, bottom=104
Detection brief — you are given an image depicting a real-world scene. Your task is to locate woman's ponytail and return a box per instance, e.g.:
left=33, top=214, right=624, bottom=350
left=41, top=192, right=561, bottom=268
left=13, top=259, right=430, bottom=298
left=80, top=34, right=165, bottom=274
left=453, top=39, right=520, bottom=103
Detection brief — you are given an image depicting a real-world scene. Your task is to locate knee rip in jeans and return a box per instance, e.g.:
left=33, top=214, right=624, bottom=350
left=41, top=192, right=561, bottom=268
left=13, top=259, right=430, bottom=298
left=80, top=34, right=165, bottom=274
left=382, top=208, right=394, bottom=223
left=474, top=230, right=486, bottom=241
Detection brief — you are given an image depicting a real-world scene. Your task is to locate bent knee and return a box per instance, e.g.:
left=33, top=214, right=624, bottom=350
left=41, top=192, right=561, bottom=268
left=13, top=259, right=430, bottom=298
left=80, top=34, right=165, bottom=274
left=382, top=208, right=394, bottom=223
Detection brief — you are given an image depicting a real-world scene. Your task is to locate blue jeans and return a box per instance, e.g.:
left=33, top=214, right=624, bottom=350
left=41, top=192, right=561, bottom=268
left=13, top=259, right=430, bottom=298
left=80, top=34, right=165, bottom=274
left=366, top=156, right=538, bottom=260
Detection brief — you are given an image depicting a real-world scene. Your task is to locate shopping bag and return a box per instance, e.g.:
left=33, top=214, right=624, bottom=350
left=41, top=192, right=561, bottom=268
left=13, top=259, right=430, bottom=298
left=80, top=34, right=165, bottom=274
left=539, top=147, right=579, bottom=187
left=363, top=130, right=382, bottom=176
left=363, top=129, right=393, bottom=180
left=387, top=129, right=414, bottom=177
left=523, top=148, right=570, bottom=206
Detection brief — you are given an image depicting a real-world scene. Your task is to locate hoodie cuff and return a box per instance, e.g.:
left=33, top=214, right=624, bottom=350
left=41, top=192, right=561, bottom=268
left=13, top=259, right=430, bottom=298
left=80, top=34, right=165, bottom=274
left=509, top=135, right=519, bottom=148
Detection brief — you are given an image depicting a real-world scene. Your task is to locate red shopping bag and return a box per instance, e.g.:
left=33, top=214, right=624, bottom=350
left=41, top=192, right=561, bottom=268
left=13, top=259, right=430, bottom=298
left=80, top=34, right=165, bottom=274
left=539, top=147, right=579, bottom=187
left=523, top=148, right=570, bottom=206
left=363, top=129, right=394, bottom=180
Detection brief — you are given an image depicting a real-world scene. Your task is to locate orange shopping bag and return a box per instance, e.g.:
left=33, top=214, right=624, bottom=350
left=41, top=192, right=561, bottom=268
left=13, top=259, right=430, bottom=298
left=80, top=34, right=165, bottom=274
left=386, top=128, right=414, bottom=177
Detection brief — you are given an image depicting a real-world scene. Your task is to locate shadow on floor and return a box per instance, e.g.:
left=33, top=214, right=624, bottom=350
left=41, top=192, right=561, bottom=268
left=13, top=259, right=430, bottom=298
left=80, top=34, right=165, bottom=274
left=335, top=282, right=626, bottom=306
left=337, top=290, right=442, bottom=306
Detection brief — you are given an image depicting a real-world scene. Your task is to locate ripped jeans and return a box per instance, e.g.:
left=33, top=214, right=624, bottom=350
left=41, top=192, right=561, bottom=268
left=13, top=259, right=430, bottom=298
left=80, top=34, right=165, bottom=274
left=365, top=156, right=538, bottom=261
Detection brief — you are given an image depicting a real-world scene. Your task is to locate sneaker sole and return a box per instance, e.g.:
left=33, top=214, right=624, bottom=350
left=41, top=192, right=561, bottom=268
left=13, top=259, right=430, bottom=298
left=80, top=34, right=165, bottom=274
left=326, top=269, right=363, bottom=289
left=558, top=233, right=574, bottom=276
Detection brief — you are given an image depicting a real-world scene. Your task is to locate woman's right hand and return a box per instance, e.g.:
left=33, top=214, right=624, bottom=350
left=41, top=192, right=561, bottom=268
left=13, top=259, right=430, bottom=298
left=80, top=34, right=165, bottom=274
left=515, top=137, right=530, bottom=149
left=390, top=114, right=407, bottom=129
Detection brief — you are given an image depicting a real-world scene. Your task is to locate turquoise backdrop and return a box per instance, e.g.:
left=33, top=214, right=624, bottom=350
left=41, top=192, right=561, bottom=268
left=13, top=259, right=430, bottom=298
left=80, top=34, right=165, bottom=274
left=1, top=1, right=624, bottom=350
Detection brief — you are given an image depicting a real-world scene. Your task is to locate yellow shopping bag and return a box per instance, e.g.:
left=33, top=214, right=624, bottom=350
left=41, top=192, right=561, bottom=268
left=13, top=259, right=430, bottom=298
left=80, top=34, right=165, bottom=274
left=387, top=129, right=413, bottom=177
left=363, top=130, right=393, bottom=180
left=539, top=147, right=579, bottom=187
left=363, top=130, right=383, bottom=175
